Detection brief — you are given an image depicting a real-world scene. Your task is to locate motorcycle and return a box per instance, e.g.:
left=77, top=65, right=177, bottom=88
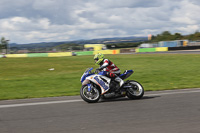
left=80, top=68, right=144, bottom=103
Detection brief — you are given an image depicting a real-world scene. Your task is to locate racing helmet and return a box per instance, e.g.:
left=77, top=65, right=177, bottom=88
left=94, top=53, right=104, bottom=65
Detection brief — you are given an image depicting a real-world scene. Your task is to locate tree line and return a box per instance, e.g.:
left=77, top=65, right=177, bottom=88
left=1, top=31, right=200, bottom=53
left=150, top=31, right=200, bottom=42
left=108, top=31, right=200, bottom=49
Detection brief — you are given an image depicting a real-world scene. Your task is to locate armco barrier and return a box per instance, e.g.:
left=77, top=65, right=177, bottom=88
left=112, top=49, right=120, bottom=54
left=136, top=47, right=169, bottom=53
left=27, top=53, right=48, bottom=57
left=156, top=47, right=168, bottom=52
left=120, top=48, right=135, bottom=53
left=6, top=54, right=27, bottom=58
left=75, top=51, right=93, bottom=56
left=168, top=46, right=200, bottom=51
left=138, top=48, right=156, bottom=52
left=93, top=50, right=120, bottom=55
left=48, top=52, right=72, bottom=57
left=3, top=49, right=121, bottom=58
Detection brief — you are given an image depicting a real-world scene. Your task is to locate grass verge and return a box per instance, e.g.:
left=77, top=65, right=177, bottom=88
left=0, top=54, right=200, bottom=100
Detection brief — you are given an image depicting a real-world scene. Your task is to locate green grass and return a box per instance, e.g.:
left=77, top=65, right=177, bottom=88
left=0, top=54, right=200, bottom=100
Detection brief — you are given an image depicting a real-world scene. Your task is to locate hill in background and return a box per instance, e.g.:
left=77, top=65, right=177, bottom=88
left=9, top=36, right=147, bottom=53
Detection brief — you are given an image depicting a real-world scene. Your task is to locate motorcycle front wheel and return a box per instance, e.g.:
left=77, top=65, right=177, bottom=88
left=80, top=85, right=101, bottom=103
left=126, top=80, right=144, bottom=99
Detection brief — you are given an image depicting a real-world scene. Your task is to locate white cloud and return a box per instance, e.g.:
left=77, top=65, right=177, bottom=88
left=11, top=17, right=31, bottom=23
left=176, top=25, right=199, bottom=33
left=0, top=0, right=200, bottom=44
left=1, top=20, right=15, bottom=30
left=170, top=0, right=200, bottom=25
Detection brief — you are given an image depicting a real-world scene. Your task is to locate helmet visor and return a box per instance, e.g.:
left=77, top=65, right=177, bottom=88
left=94, top=57, right=98, bottom=63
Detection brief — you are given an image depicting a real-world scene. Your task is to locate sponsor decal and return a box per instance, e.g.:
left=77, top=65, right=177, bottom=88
left=94, top=76, right=109, bottom=90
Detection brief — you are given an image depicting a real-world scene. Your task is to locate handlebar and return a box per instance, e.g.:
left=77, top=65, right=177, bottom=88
left=94, top=69, right=100, bottom=74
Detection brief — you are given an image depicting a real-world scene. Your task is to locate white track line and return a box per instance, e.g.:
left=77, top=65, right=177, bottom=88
left=0, top=88, right=200, bottom=109
left=146, top=89, right=200, bottom=96
left=0, top=99, right=82, bottom=109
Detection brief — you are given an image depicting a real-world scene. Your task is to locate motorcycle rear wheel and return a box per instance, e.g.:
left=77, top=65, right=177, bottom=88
left=80, top=85, right=101, bottom=103
left=126, top=80, right=144, bottom=99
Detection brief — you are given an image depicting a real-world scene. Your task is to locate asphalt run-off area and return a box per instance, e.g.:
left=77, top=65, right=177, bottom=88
left=0, top=88, right=200, bottom=133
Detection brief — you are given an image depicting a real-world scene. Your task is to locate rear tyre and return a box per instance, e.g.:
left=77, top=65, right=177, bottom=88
left=126, top=80, right=144, bottom=99
left=80, top=85, right=101, bottom=103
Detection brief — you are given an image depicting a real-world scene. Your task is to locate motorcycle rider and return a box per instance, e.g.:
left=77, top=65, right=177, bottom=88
left=94, top=53, right=124, bottom=91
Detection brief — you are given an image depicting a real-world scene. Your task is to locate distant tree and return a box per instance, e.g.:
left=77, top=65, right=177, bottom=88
left=151, top=35, right=156, bottom=40
left=194, top=31, right=200, bottom=39
left=185, top=31, right=200, bottom=40
left=0, top=37, right=9, bottom=53
left=174, top=33, right=183, bottom=40
left=161, top=31, right=171, bottom=36
left=150, top=31, right=184, bottom=42
left=194, top=30, right=200, bottom=34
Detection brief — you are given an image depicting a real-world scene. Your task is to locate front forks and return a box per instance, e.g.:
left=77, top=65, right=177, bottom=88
left=86, top=83, right=92, bottom=92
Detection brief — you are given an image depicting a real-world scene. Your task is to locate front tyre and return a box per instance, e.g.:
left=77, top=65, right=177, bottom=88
left=126, top=80, right=144, bottom=99
left=80, top=85, right=101, bottom=103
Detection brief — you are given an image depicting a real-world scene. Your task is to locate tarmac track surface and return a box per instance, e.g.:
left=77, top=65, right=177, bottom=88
left=0, top=88, right=200, bottom=133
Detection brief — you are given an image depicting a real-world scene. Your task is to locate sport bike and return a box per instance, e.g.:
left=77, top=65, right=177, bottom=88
left=80, top=68, right=144, bottom=103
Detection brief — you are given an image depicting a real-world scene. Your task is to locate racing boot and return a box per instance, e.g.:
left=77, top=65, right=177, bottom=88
left=114, top=76, right=124, bottom=92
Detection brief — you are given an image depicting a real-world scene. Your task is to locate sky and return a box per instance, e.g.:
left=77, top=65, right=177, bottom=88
left=0, top=0, right=200, bottom=44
